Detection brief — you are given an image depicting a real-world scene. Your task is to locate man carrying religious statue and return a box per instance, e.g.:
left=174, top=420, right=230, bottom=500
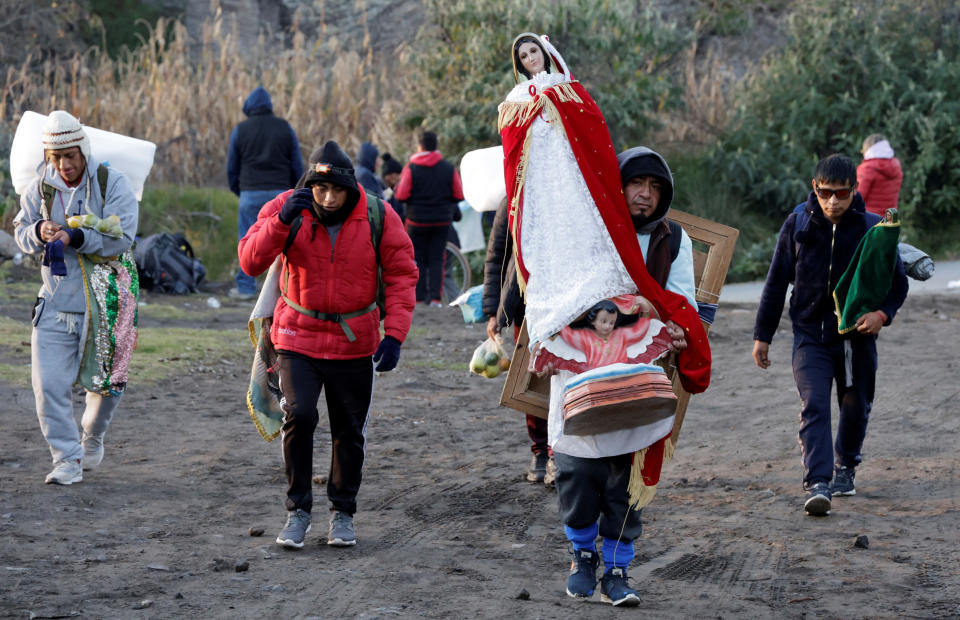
left=752, top=153, right=907, bottom=516
left=14, top=110, right=140, bottom=485
left=498, top=31, right=711, bottom=607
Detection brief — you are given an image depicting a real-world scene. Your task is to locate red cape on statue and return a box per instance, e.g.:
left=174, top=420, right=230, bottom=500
left=501, top=80, right=711, bottom=394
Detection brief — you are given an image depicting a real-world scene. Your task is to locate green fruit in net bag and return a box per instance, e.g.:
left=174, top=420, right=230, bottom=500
left=484, top=351, right=501, bottom=366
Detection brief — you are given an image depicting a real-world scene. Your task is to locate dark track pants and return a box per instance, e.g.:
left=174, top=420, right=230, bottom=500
left=792, top=325, right=877, bottom=487
left=277, top=351, right=374, bottom=514
left=555, top=452, right=643, bottom=542
left=406, top=221, right=449, bottom=303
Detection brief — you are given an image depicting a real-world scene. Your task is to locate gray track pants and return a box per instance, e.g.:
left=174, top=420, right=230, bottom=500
left=31, top=301, right=120, bottom=464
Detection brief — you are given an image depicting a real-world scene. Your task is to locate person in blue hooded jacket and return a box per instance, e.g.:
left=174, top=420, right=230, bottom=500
left=226, top=86, right=304, bottom=299
left=355, top=142, right=386, bottom=198
left=752, top=154, right=908, bottom=517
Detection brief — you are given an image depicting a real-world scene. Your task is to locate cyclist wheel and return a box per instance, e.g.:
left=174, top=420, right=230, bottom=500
left=442, top=242, right=471, bottom=304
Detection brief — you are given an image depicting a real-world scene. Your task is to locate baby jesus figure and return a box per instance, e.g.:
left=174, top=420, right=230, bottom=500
left=531, top=295, right=687, bottom=376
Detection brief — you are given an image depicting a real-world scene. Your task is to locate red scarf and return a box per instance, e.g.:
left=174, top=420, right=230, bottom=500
left=501, top=81, right=711, bottom=394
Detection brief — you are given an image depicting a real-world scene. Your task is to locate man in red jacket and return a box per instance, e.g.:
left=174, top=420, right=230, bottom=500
left=394, top=130, right=464, bottom=307
left=239, top=140, right=417, bottom=549
left=857, top=134, right=903, bottom=217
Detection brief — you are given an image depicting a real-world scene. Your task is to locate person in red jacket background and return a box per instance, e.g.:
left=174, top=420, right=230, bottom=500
left=394, top=130, right=464, bottom=307
left=857, top=134, right=903, bottom=217
left=239, top=140, right=417, bottom=549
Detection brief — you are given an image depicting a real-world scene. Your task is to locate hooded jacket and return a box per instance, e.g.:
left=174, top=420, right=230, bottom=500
left=856, top=141, right=902, bottom=217
left=616, top=147, right=697, bottom=307
left=355, top=142, right=386, bottom=198
left=393, top=151, right=464, bottom=224
left=754, top=191, right=908, bottom=344
left=227, top=87, right=304, bottom=195
left=238, top=189, right=418, bottom=359
left=14, top=156, right=139, bottom=314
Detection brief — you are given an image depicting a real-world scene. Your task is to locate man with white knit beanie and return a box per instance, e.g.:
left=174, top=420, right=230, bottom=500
left=13, top=110, right=139, bottom=485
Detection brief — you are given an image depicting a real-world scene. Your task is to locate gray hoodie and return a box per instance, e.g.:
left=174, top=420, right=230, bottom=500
left=14, top=157, right=139, bottom=314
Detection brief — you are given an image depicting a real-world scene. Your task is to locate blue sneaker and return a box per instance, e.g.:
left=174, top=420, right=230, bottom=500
left=566, top=548, right=599, bottom=599
left=831, top=465, right=856, bottom=496
left=804, top=482, right=832, bottom=516
left=600, top=567, right=641, bottom=607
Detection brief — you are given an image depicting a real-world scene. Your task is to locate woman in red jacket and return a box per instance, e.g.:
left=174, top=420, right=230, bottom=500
left=239, top=141, right=417, bottom=549
left=857, top=134, right=903, bottom=216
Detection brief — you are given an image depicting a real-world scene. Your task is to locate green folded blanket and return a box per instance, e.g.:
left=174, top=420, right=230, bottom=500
left=833, top=210, right=901, bottom=334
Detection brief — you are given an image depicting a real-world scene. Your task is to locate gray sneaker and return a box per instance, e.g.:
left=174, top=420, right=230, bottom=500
left=45, top=459, right=82, bottom=485
left=82, top=433, right=104, bottom=471
left=276, top=509, right=312, bottom=549
left=328, top=511, right=357, bottom=546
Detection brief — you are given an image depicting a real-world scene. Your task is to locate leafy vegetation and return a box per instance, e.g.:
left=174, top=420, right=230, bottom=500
left=403, top=0, right=689, bottom=158
left=714, top=0, right=960, bottom=230
left=138, top=185, right=239, bottom=282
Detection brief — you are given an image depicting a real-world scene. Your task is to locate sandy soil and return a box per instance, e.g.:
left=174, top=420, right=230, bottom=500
left=1, top=276, right=958, bottom=619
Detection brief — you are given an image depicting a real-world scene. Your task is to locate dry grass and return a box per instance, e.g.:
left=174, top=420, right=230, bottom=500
left=1, top=13, right=409, bottom=186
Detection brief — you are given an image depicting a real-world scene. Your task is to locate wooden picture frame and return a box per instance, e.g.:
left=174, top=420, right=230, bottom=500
left=499, top=209, right=740, bottom=447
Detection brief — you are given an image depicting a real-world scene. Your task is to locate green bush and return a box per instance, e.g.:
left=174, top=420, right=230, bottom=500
left=713, top=0, right=960, bottom=231
left=138, top=185, right=239, bottom=282
left=403, top=0, right=689, bottom=157
left=666, top=150, right=781, bottom=282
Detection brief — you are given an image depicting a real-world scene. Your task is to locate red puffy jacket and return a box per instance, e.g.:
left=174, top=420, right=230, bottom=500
left=239, top=189, right=418, bottom=359
left=857, top=157, right=902, bottom=217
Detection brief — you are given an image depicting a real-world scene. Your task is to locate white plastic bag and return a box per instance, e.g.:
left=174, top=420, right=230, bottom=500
left=469, top=335, right=511, bottom=378
left=459, top=146, right=506, bottom=213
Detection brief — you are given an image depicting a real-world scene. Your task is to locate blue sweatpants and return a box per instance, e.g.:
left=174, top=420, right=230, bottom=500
left=792, top=323, right=877, bottom=488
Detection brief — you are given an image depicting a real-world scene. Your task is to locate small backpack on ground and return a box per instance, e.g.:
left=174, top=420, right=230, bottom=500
left=134, top=232, right=206, bottom=294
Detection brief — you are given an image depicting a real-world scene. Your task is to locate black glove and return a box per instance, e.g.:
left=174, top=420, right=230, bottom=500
left=278, top=188, right=315, bottom=225
left=373, top=336, right=401, bottom=372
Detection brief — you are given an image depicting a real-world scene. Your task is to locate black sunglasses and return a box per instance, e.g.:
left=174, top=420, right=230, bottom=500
left=815, top=185, right=855, bottom=200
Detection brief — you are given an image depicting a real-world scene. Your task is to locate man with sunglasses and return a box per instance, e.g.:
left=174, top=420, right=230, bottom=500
left=752, top=154, right=908, bottom=517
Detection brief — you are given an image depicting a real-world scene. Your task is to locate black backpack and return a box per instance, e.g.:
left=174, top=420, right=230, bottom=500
left=134, top=232, right=206, bottom=294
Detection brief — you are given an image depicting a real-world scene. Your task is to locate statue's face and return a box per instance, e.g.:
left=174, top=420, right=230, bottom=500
left=518, top=41, right=545, bottom=75
left=592, top=309, right=617, bottom=339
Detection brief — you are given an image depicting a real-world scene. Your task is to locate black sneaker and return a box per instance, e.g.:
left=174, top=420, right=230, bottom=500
left=831, top=465, right=856, bottom=496
left=526, top=453, right=548, bottom=483
left=600, top=567, right=641, bottom=607
left=566, top=548, right=599, bottom=599
left=804, top=482, right=832, bottom=516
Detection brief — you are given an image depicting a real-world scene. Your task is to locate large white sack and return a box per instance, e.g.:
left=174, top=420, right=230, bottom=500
left=452, top=201, right=486, bottom=253
left=459, top=145, right=506, bottom=213
left=9, top=111, right=156, bottom=201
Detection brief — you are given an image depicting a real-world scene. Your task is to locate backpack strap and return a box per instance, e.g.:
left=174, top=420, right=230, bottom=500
left=667, top=219, right=683, bottom=262
left=96, top=164, right=109, bottom=203
left=366, top=193, right=387, bottom=318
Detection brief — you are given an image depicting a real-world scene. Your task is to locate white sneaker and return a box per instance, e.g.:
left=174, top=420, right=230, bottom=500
left=45, top=459, right=83, bottom=485
left=82, top=433, right=104, bottom=471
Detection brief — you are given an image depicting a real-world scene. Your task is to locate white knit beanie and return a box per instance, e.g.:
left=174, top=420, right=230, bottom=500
left=41, top=110, right=91, bottom=160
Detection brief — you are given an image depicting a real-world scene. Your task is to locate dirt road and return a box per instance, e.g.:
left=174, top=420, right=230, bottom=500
left=1, top=279, right=958, bottom=618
